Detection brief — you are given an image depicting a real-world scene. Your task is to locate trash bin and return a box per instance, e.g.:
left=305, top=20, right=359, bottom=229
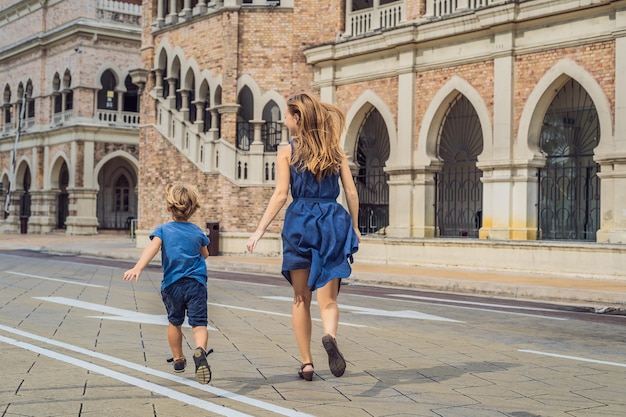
left=205, top=222, right=220, bottom=256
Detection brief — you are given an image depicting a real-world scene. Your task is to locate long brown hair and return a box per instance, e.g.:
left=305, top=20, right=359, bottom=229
left=287, top=92, right=346, bottom=181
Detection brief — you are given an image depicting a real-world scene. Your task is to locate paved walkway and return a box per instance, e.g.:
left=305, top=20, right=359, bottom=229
left=1, top=232, right=625, bottom=309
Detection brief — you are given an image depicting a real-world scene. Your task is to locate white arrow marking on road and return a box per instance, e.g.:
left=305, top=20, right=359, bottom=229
left=34, top=297, right=218, bottom=330
left=208, top=302, right=368, bottom=328
left=262, top=296, right=463, bottom=323
left=6, top=271, right=106, bottom=288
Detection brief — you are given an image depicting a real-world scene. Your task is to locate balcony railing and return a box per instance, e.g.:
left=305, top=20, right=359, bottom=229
left=346, top=1, right=406, bottom=37
left=97, top=0, right=141, bottom=25
left=96, top=109, right=140, bottom=126
left=344, top=0, right=512, bottom=37
left=426, top=0, right=506, bottom=19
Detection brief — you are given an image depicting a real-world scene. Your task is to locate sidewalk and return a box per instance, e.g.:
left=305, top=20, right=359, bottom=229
left=1, top=232, right=625, bottom=309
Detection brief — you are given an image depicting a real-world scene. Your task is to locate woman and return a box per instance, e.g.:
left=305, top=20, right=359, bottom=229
left=246, top=92, right=361, bottom=381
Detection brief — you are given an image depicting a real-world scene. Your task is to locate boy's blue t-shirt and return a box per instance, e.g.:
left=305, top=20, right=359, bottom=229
left=150, top=221, right=210, bottom=291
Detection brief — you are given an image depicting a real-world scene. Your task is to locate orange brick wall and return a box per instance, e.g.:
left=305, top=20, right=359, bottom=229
left=513, top=42, right=615, bottom=141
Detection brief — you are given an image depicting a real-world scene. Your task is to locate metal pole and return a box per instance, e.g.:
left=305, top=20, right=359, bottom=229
left=4, top=91, right=27, bottom=218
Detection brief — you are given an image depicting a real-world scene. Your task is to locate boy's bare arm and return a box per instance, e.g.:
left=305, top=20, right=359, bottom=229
left=123, top=237, right=162, bottom=282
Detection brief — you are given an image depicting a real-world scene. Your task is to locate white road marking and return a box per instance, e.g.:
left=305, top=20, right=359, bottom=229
left=519, top=349, right=626, bottom=368
left=0, top=334, right=253, bottom=417
left=382, top=294, right=568, bottom=320
left=263, top=296, right=464, bottom=323
left=5, top=270, right=106, bottom=288
left=34, top=296, right=218, bottom=330
left=0, top=324, right=316, bottom=417
left=209, top=302, right=368, bottom=328
left=388, top=293, right=564, bottom=312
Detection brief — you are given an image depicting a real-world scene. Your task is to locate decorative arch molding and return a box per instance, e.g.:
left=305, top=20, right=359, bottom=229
left=93, top=65, right=124, bottom=91
left=154, top=40, right=173, bottom=70
left=15, top=157, right=33, bottom=191
left=517, top=58, right=613, bottom=160
left=182, top=59, right=201, bottom=91
left=93, top=151, right=139, bottom=191
left=417, top=76, right=492, bottom=168
left=168, top=46, right=186, bottom=75
left=259, top=90, right=286, bottom=119
left=344, top=90, right=397, bottom=165
left=236, top=75, right=263, bottom=118
left=48, top=152, right=72, bottom=190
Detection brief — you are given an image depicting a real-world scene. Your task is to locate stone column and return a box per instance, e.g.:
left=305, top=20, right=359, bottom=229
left=596, top=33, right=626, bottom=242
left=386, top=54, right=414, bottom=237
left=156, top=0, right=165, bottom=27
left=192, top=100, right=205, bottom=129
left=64, top=141, right=98, bottom=235
left=64, top=187, right=98, bottom=235
left=410, top=164, right=440, bottom=238
left=153, top=69, right=164, bottom=98
left=179, top=89, right=190, bottom=121
left=248, top=120, right=266, bottom=183
left=27, top=190, right=56, bottom=233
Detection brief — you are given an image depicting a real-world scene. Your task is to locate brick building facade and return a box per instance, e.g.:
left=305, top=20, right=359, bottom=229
left=0, top=0, right=143, bottom=234
left=7, top=0, right=624, bottom=276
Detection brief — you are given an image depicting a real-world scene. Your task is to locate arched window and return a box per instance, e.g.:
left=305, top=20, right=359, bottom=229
left=236, top=86, right=254, bottom=150
left=98, top=70, right=118, bottom=110
left=64, top=70, right=73, bottom=111
left=53, top=73, right=62, bottom=114
left=3, top=84, right=12, bottom=127
left=354, top=108, right=390, bottom=235
left=262, top=100, right=281, bottom=152
left=114, top=174, right=130, bottom=212
left=25, top=80, right=35, bottom=119
left=538, top=79, right=600, bottom=241
left=123, top=75, right=139, bottom=113
left=435, top=94, right=484, bottom=238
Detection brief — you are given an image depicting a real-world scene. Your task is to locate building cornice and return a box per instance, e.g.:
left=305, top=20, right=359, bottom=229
left=0, top=18, right=141, bottom=63
left=305, top=0, right=626, bottom=87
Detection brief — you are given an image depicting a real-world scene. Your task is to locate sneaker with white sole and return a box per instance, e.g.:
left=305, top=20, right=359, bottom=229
left=193, top=347, right=213, bottom=384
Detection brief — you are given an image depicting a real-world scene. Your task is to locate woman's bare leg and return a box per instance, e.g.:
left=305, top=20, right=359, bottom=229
left=290, top=269, right=313, bottom=372
left=316, top=278, right=340, bottom=337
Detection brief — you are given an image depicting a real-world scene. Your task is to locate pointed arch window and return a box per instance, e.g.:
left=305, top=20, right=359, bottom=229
left=114, top=174, right=130, bottom=212
left=354, top=108, right=390, bottom=235
left=3, top=85, right=12, bottom=129
left=262, top=100, right=281, bottom=152
left=25, top=80, right=35, bottom=121
left=63, top=71, right=73, bottom=111
left=53, top=73, right=62, bottom=114
left=237, top=86, right=254, bottom=151
left=98, top=70, right=118, bottom=110
left=538, top=79, right=600, bottom=241
left=435, top=94, right=484, bottom=238
left=123, top=75, right=139, bottom=113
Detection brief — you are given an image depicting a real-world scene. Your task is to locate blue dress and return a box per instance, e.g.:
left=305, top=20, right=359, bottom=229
left=281, top=149, right=359, bottom=291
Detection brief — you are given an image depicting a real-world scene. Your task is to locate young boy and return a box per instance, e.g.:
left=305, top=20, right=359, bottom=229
left=123, top=183, right=212, bottom=384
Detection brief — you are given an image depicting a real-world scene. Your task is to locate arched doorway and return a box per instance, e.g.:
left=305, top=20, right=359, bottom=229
left=97, top=157, right=137, bottom=230
left=353, top=108, right=390, bottom=235
left=57, top=162, right=69, bottom=228
left=538, top=79, right=600, bottom=241
left=19, top=166, right=31, bottom=234
left=435, top=94, right=484, bottom=238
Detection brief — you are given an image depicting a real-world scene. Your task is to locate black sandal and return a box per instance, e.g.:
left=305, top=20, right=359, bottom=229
left=298, top=362, right=314, bottom=381
left=322, top=334, right=346, bottom=377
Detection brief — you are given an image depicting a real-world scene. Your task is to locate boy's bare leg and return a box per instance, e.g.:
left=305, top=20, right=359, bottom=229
left=168, top=323, right=184, bottom=359
left=192, top=326, right=208, bottom=350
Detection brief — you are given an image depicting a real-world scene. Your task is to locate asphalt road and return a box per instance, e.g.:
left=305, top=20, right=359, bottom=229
left=1, top=250, right=625, bottom=417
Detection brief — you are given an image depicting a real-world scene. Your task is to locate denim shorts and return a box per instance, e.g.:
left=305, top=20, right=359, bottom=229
left=161, top=277, right=208, bottom=327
